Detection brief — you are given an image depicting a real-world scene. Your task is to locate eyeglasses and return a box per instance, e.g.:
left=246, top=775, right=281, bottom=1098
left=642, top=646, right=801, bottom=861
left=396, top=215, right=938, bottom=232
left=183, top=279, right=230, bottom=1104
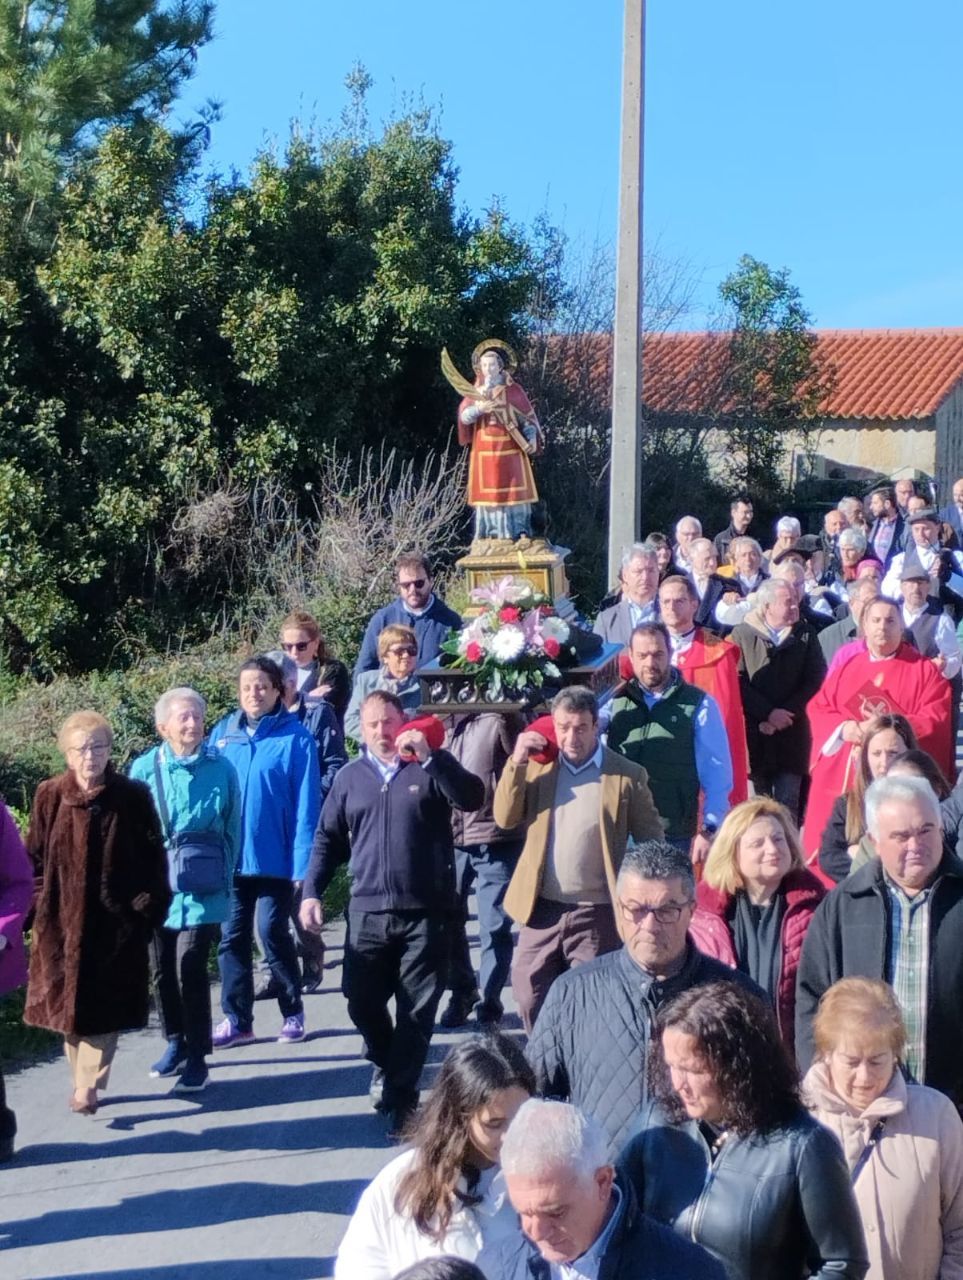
left=618, top=899, right=692, bottom=925
left=398, top=578, right=427, bottom=591
left=387, top=646, right=417, bottom=658
left=282, top=641, right=310, bottom=652
left=68, top=741, right=111, bottom=756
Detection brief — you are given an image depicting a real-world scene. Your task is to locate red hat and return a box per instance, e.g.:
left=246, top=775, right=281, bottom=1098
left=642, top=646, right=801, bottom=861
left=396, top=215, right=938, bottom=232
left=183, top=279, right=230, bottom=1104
left=618, top=650, right=633, bottom=681
left=526, top=714, right=559, bottom=765
left=400, top=714, right=446, bottom=753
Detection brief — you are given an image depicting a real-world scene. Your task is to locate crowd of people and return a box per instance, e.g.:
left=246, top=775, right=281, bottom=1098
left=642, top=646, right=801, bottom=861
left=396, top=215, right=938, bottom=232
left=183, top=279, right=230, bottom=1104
left=4, top=481, right=963, bottom=1278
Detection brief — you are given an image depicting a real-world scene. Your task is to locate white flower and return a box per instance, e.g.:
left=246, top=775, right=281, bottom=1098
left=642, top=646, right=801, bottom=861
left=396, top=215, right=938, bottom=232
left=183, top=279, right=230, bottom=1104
left=490, top=626, right=526, bottom=662
left=540, top=615, right=570, bottom=644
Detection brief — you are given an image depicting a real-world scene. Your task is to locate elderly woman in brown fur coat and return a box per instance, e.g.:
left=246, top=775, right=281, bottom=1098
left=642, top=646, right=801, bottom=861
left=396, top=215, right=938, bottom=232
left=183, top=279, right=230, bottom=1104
left=24, top=711, right=171, bottom=1114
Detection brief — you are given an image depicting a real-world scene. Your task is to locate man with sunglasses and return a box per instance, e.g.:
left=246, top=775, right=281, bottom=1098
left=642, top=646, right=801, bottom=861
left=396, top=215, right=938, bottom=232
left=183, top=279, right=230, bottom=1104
left=354, top=552, right=462, bottom=677
left=526, top=840, right=762, bottom=1152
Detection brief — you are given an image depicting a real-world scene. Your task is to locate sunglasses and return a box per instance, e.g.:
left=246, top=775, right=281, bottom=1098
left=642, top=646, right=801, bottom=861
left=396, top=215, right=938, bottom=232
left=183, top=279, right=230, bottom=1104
left=282, top=641, right=310, bottom=652
left=387, top=646, right=418, bottom=658
left=398, top=578, right=427, bottom=591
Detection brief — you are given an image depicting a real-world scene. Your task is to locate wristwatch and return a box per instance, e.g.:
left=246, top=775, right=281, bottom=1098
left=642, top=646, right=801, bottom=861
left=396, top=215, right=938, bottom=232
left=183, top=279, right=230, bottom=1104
left=699, top=823, right=718, bottom=839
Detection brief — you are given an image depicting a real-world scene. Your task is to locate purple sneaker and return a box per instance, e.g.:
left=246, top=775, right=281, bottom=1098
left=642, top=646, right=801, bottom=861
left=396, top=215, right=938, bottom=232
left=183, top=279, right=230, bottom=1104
left=278, top=1014, right=305, bottom=1043
left=212, top=1017, right=255, bottom=1049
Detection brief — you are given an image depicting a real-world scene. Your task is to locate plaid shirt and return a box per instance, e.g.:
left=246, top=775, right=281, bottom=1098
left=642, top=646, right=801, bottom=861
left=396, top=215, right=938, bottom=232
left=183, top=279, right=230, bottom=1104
left=885, top=876, right=935, bottom=1083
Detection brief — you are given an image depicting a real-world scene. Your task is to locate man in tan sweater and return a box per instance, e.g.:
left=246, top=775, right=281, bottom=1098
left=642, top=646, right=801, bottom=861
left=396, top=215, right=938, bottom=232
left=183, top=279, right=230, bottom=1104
left=494, top=686, right=663, bottom=1031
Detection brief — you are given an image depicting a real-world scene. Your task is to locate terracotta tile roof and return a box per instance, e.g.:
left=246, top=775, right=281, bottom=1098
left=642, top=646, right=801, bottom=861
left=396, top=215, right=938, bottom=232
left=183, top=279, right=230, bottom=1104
left=613, top=328, right=963, bottom=422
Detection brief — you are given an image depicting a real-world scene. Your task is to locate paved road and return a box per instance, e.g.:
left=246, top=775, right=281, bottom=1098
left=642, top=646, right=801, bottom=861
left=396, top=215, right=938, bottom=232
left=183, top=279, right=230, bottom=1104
left=1, top=917, right=507, bottom=1280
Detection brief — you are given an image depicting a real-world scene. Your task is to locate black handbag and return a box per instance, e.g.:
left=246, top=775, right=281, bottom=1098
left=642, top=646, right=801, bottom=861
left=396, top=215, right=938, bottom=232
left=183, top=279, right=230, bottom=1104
left=153, top=752, right=227, bottom=896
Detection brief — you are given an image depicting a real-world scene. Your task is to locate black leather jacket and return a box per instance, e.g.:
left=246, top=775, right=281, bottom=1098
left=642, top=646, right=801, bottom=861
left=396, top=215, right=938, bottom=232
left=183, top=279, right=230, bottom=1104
left=617, top=1102, right=867, bottom=1280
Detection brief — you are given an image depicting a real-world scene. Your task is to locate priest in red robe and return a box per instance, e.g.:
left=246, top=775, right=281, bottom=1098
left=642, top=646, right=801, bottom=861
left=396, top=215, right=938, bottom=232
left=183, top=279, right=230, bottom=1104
left=804, top=596, right=953, bottom=879
left=457, top=341, right=542, bottom=542
left=657, top=574, right=749, bottom=805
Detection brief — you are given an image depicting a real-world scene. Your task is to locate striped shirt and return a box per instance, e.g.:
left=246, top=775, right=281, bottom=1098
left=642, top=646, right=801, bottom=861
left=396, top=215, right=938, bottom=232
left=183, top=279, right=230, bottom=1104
left=885, top=876, right=935, bottom=1083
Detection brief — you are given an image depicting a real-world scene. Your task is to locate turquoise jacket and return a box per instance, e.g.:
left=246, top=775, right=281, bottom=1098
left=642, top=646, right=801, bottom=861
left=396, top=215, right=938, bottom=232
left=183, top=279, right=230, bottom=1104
left=130, top=744, right=242, bottom=929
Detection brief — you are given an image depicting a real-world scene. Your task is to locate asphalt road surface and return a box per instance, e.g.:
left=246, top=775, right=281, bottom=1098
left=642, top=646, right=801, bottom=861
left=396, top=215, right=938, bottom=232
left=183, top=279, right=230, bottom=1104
left=1, top=915, right=508, bottom=1280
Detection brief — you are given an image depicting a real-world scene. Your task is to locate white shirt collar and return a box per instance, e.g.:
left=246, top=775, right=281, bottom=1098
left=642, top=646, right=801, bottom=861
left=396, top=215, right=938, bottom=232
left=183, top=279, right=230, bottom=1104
left=364, top=747, right=401, bottom=782
left=561, top=742, right=603, bottom=774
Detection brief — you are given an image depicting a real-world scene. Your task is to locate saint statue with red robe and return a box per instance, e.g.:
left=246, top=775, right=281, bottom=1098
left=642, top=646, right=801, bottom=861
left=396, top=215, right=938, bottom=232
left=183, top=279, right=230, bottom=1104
left=443, top=339, right=542, bottom=542
left=803, top=597, right=953, bottom=879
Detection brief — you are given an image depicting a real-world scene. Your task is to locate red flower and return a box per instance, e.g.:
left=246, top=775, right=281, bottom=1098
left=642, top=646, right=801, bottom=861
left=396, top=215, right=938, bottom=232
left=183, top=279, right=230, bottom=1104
left=465, top=641, right=483, bottom=663
left=498, top=606, right=521, bottom=623
left=543, top=637, right=560, bottom=658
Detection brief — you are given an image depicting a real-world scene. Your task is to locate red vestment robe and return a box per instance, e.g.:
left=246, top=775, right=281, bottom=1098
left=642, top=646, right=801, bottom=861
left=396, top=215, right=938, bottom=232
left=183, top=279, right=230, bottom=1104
left=803, top=642, right=953, bottom=878
left=459, top=378, right=539, bottom=509
left=675, top=629, right=749, bottom=806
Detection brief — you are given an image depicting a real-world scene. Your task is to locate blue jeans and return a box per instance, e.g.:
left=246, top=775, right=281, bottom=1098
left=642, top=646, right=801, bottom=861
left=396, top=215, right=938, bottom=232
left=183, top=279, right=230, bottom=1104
left=448, top=840, right=521, bottom=1017
left=219, top=876, right=302, bottom=1028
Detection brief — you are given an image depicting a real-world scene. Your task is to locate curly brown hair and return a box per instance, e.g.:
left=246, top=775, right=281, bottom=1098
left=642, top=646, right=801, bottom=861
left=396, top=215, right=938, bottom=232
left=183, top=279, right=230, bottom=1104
left=650, top=983, right=800, bottom=1136
left=394, top=1033, right=535, bottom=1242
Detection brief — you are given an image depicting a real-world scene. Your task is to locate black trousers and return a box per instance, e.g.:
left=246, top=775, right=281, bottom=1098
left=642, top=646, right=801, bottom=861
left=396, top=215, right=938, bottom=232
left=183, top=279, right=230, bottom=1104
left=0, top=1065, right=14, bottom=1140
left=150, top=924, right=220, bottom=1059
left=343, top=909, right=446, bottom=1111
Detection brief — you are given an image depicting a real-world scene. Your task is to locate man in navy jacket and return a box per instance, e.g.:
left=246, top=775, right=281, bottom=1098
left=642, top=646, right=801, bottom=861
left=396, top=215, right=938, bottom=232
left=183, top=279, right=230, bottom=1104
left=353, top=551, right=461, bottom=675
left=300, top=690, right=483, bottom=1133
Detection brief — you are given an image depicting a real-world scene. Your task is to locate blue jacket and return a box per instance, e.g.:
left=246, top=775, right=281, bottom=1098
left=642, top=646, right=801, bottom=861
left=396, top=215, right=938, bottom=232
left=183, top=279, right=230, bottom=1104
left=354, top=594, right=461, bottom=675
left=293, top=693, right=347, bottom=797
left=477, top=1174, right=725, bottom=1280
left=130, top=744, right=242, bottom=929
left=208, top=704, right=321, bottom=881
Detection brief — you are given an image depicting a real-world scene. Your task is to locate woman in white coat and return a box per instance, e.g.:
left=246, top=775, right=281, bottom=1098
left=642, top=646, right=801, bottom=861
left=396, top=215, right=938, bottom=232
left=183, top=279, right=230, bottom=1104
left=336, top=1034, right=534, bottom=1280
left=804, top=977, right=963, bottom=1280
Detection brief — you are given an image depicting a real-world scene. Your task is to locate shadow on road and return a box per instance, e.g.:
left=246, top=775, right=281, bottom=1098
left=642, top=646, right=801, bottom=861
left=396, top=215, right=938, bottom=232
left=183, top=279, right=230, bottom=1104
left=14, top=1107, right=390, bottom=1167
left=52, top=1261, right=334, bottom=1280
left=2, top=1178, right=365, bottom=1249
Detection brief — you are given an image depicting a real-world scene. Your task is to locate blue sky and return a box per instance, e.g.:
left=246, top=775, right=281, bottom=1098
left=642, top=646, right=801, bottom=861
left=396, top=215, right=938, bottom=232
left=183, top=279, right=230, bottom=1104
left=183, top=0, right=963, bottom=330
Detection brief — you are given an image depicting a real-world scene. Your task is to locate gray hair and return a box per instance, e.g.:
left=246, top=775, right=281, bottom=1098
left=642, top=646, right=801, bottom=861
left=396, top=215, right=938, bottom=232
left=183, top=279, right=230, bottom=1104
left=617, top=838, right=695, bottom=898
left=154, top=686, right=206, bottom=729
left=500, top=1099, right=610, bottom=1182
left=865, top=775, right=941, bottom=841
left=847, top=577, right=879, bottom=602
left=675, top=515, right=702, bottom=537
left=263, top=648, right=297, bottom=687
left=729, top=535, right=762, bottom=558
left=776, top=516, right=801, bottom=537
left=620, top=542, right=658, bottom=573
left=689, top=537, right=714, bottom=557
left=551, top=685, right=598, bottom=722
left=839, top=528, right=868, bottom=553
left=758, top=578, right=797, bottom=612
left=772, top=560, right=805, bottom=585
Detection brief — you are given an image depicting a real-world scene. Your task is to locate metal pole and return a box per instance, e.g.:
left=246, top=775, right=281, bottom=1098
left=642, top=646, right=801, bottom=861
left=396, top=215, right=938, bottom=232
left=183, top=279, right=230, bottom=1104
left=607, top=0, right=645, bottom=584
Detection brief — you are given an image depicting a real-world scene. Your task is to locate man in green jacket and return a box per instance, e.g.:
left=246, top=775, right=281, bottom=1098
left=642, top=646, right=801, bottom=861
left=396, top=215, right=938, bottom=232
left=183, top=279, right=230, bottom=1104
left=608, top=623, right=732, bottom=867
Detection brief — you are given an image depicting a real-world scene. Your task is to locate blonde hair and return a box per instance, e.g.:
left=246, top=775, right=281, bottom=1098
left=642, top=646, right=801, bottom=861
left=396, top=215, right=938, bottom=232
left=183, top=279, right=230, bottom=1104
left=813, top=978, right=906, bottom=1060
left=378, top=624, right=417, bottom=662
left=57, top=710, right=113, bottom=755
left=703, top=797, right=805, bottom=896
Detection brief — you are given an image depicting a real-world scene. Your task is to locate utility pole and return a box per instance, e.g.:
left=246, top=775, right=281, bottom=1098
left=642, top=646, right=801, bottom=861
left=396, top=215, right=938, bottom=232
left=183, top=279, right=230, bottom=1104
left=607, top=0, right=645, bottom=583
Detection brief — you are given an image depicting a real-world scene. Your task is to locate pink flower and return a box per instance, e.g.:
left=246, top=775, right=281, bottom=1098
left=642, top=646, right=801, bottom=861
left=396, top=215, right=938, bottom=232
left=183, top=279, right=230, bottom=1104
left=499, top=606, right=521, bottom=623
left=465, top=641, right=483, bottom=663
left=543, top=637, right=560, bottom=658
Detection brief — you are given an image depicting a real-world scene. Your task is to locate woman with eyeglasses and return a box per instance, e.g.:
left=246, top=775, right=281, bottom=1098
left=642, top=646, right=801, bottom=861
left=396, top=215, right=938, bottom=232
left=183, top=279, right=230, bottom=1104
left=24, top=711, right=171, bottom=1115
left=689, top=797, right=825, bottom=1055
left=618, top=982, right=867, bottom=1280
left=345, top=624, right=422, bottom=741
left=279, top=609, right=351, bottom=732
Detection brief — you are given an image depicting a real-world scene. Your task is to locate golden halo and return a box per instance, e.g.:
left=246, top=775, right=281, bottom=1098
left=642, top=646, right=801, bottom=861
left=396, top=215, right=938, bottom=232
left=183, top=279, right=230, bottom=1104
left=471, top=338, right=518, bottom=372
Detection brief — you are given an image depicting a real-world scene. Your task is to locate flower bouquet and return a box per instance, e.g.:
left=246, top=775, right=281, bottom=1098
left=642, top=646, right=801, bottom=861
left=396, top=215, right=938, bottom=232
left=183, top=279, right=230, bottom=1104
left=436, top=575, right=579, bottom=705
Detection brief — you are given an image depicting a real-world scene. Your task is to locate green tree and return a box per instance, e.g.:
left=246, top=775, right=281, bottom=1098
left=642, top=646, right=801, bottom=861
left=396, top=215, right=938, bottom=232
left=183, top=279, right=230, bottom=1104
left=0, top=0, right=214, bottom=224
left=717, top=254, right=832, bottom=496
left=0, top=80, right=557, bottom=672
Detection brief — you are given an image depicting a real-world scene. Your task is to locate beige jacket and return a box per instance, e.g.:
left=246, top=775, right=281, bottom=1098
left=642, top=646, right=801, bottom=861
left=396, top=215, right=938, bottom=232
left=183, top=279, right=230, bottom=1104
left=803, top=1060, right=963, bottom=1280
left=493, top=745, right=662, bottom=926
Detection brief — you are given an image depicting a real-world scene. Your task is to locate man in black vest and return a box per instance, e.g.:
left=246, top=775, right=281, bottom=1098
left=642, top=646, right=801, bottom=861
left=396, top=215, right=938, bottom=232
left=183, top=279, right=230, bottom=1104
left=608, top=622, right=732, bottom=866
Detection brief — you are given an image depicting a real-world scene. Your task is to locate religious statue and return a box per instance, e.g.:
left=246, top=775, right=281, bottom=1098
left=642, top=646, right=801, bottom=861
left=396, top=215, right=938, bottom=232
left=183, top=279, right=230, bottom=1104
left=441, top=339, right=543, bottom=546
